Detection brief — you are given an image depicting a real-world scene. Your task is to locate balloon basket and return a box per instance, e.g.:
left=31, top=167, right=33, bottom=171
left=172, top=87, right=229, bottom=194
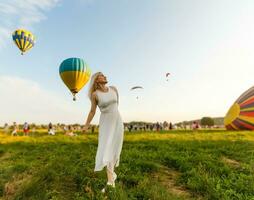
left=72, top=93, right=77, bottom=101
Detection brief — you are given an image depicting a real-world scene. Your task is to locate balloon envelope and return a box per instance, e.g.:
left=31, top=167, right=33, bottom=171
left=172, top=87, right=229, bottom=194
left=224, top=86, right=254, bottom=130
left=59, top=58, right=91, bottom=100
left=12, top=29, right=35, bottom=55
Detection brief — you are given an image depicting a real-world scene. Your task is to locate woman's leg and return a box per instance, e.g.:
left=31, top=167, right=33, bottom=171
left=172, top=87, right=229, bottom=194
left=106, top=162, right=115, bottom=184
left=101, top=162, right=115, bottom=192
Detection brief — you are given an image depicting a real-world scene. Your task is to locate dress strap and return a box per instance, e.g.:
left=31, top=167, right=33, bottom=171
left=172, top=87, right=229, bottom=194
left=109, top=86, right=117, bottom=94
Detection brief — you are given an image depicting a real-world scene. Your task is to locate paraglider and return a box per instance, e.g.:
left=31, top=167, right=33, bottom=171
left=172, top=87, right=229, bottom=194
left=130, top=86, right=143, bottom=99
left=12, top=29, right=35, bottom=55
left=166, top=73, right=170, bottom=81
left=59, top=58, right=91, bottom=101
left=130, top=86, right=143, bottom=90
left=224, top=86, right=254, bottom=130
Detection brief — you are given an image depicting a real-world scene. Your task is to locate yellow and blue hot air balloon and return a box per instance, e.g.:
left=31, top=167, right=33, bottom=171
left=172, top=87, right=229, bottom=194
left=12, top=29, right=35, bottom=55
left=59, top=58, right=91, bottom=101
left=224, top=86, right=254, bottom=130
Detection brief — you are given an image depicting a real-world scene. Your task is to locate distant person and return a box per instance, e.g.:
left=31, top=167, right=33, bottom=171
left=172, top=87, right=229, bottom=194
left=91, top=125, right=95, bottom=134
left=156, top=122, right=160, bottom=132
left=149, top=124, right=154, bottom=131
left=66, top=125, right=76, bottom=136
left=23, top=122, right=30, bottom=136
left=83, top=72, right=124, bottom=192
left=196, top=122, right=199, bottom=129
left=169, top=122, right=173, bottom=130
left=124, top=125, right=129, bottom=132
left=63, top=125, right=68, bottom=133
left=192, top=121, right=198, bottom=130
left=4, top=123, right=9, bottom=134
left=159, top=122, right=163, bottom=131
left=12, top=122, right=18, bottom=136
left=48, top=122, right=53, bottom=131
left=48, top=122, right=55, bottom=135
left=128, top=124, right=133, bottom=132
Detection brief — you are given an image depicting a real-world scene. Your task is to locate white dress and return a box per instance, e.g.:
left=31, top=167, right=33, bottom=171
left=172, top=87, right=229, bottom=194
left=94, top=86, right=124, bottom=171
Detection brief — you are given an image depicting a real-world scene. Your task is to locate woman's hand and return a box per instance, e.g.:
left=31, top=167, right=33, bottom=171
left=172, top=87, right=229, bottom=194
left=83, top=124, right=90, bottom=133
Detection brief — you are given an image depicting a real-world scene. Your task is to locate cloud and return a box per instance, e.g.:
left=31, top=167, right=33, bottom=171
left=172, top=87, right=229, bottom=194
left=77, top=0, right=95, bottom=5
left=0, top=75, right=88, bottom=124
left=0, top=0, right=60, bottom=49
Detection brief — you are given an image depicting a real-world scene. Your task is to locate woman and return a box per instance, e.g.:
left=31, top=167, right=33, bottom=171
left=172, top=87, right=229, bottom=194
left=12, top=122, right=18, bottom=136
left=83, top=72, right=124, bottom=191
left=23, top=122, right=30, bottom=136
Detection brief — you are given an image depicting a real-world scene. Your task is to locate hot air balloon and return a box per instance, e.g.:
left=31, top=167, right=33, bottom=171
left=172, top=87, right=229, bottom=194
left=224, top=86, right=254, bottom=130
left=12, top=29, right=35, bottom=55
left=59, top=58, right=91, bottom=101
left=130, top=86, right=143, bottom=99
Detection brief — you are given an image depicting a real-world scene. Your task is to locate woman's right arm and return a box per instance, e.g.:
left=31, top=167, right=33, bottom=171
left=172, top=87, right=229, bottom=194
left=84, top=93, right=98, bottom=129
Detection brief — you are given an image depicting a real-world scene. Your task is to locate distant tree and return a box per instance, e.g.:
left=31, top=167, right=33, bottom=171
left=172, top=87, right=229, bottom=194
left=162, top=121, right=168, bottom=130
left=183, top=121, right=188, bottom=129
left=41, top=124, right=47, bottom=129
left=169, top=122, right=173, bottom=130
left=201, top=117, right=214, bottom=127
left=163, top=121, right=169, bottom=129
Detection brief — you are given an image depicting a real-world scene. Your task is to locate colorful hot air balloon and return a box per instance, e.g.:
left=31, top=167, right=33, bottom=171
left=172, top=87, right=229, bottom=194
left=224, top=86, right=254, bottom=130
left=59, top=58, right=91, bottom=101
left=12, top=29, right=35, bottom=55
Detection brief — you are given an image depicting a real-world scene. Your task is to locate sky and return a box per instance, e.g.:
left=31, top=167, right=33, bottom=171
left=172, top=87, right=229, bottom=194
left=1, top=0, right=254, bottom=125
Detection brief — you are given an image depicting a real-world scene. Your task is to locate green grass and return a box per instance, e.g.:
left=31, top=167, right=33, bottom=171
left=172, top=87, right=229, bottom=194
left=0, top=130, right=254, bottom=200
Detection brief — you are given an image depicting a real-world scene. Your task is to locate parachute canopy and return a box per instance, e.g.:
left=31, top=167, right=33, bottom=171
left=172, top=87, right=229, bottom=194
left=130, top=86, right=143, bottom=99
left=12, top=29, right=35, bottom=55
left=59, top=58, right=91, bottom=101
left=166, top=72, right=171, bottom=81
left=224, top=86, right=254, bottom=130
left=130, top=86, right=143, bottom=90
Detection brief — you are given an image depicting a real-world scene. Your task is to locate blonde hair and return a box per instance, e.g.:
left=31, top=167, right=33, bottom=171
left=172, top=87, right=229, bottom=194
left=88, top=72, right=103, bottom=101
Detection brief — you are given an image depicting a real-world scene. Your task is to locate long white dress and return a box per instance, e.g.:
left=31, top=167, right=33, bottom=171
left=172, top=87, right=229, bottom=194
left=94, top=86, right=124, bottom=172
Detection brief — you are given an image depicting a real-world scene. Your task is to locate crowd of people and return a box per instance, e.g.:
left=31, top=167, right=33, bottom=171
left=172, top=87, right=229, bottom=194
left=125, top=121, right=201, bottom=132
left=125, top=122, right=175, bottom=132
left=7, top=122, right=31, bottom=136
left=2, top=121, right=202, bottom=136
left=3, top=122, right=80, bottom=136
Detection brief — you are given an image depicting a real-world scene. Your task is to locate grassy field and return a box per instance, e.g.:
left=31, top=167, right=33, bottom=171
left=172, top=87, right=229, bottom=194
left=0, top=130, right=254, bottom=200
